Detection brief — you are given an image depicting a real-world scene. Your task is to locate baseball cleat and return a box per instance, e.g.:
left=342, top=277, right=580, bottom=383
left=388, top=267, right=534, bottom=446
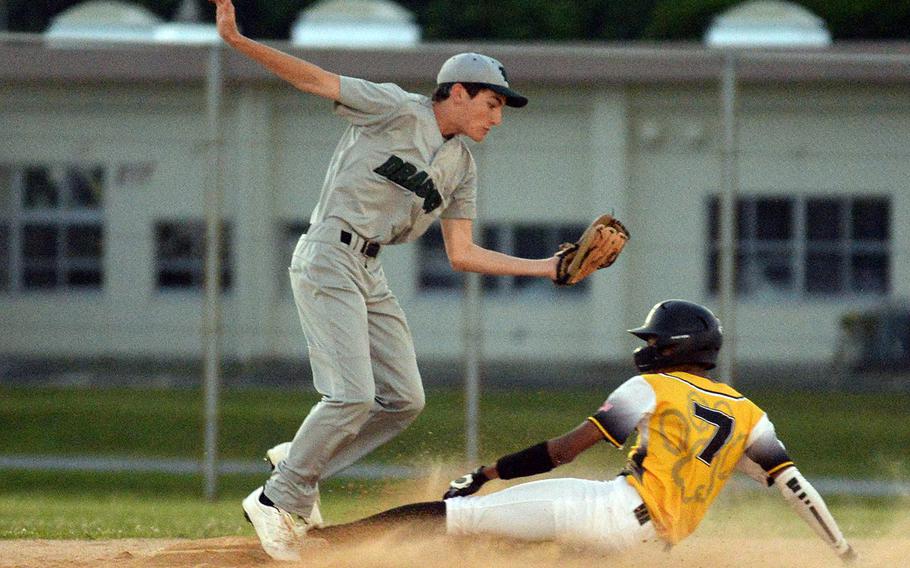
left=242, top=486, right=302, bottom=561
left=265, top=442, right=292, bottom=470
left=305, top=500, right=324, bottom=530
left=263, top=442, right=325, bottom=530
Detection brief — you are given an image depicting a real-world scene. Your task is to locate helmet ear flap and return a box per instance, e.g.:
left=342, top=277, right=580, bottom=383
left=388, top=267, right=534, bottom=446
left=632, top=344, right=659, bottom=372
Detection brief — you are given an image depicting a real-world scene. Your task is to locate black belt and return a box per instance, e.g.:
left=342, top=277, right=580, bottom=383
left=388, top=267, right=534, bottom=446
left=634, top=503, right=651, bottom=526
left=340, top=230, right=381, bottom=258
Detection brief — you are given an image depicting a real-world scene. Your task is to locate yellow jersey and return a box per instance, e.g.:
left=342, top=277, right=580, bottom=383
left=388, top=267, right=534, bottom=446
left=588, top=371, right=793, bottom=544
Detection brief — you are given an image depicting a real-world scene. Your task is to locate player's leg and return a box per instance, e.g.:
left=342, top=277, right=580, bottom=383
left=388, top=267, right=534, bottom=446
left=320, top=280, right=425, bottom=478
left=445, top=477, right=657, bottom=552
left=264, top=243, right=377, bottom=520
left=311, top=501, right=446, bottom=542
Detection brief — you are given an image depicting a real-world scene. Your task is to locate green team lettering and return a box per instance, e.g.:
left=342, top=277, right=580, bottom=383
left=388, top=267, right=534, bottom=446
left=373, top=155, right=442, bottom=213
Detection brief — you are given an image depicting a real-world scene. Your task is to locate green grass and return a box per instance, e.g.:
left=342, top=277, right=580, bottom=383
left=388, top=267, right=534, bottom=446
left=0, top=471, right=404, bottom=539
left=747, top=390, right=910, bottom=478
left=701, top=492, right=909, bottom=540
left=0, top=385, right=908, bottom=539
left=1, top=386, right=907, bottom=477
left=2, top=471, right=906, bottom=540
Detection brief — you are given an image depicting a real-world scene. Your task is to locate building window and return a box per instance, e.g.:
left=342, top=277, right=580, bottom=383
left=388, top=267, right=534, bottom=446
left=708, top=195, right=890, bottom=298
left=0, top=163, right=105, bottom=292
left=154, top=220, right=232, bottom=290
left=0, top=222, right=8, bottom=291
left=418, top=224, right=464, bottom=290
left=418, top=222, right=590, bottom=295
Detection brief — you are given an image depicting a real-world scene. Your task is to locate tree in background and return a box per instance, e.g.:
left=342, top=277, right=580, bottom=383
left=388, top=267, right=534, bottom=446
left=644, top=0, right=910, bottom=40
left=5, top=0, right=910, bottom=40
left=420, top=0, right=660, bottom=41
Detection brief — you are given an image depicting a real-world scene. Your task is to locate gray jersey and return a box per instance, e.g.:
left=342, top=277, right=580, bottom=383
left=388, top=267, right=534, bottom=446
left=309, top=76, right=478, bottom=245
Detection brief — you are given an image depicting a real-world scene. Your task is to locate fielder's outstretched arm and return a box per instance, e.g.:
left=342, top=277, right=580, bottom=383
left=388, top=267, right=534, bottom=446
left=441, top=218, right=559, bottom=279
left=209, top=0, right=340, bottom=101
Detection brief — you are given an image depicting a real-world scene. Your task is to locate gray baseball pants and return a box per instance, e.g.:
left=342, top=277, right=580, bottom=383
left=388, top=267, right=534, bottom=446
left=265, top=228, right=425, bottom=518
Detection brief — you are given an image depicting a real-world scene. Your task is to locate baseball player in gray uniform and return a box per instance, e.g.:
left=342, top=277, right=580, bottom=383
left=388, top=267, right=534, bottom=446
left=211, top=0, right=560, bottom=560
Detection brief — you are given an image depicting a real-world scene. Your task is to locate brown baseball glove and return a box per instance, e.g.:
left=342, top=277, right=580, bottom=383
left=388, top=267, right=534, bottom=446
left=553, top=214, right=630, bottom=286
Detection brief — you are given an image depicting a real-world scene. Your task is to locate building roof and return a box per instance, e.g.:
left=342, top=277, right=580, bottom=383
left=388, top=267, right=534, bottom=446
left=2, top=36, right=909, bottom=86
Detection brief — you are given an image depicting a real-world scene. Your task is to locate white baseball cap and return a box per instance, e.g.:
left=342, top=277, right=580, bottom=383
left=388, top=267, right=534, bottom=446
left=436, top=52, right=528, bottom=108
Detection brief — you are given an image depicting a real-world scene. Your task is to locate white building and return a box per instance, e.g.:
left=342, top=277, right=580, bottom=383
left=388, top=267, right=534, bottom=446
left=1, top=32, right=908, bottom=368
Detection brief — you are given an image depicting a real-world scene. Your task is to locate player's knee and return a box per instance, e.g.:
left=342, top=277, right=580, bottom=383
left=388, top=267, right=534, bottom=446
left=403, top=387, right=426, bottom=415
left=386, top=389, right=425, bottom=421
left=332, top=398, right=374, bottom=421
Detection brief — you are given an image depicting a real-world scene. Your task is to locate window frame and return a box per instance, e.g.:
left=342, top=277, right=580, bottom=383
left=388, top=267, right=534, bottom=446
left=153, top=219, right=233, bottom=293
left=707, top=193, right=890, bottom=301
left=0, top=163, right=106, bottom=294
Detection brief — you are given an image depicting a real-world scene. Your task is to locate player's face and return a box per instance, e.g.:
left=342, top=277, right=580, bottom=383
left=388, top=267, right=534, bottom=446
left=460, top=89, right=505, bottom=142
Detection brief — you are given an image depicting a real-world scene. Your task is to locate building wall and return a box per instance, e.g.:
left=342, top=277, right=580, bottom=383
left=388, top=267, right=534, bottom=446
left=626, top=84, right=910, bottom=363
left=2, top=77, right=908, bottom=365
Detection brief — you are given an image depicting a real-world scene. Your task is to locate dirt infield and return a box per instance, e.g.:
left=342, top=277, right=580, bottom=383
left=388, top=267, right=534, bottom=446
left=1, top=534, right=906, bottom=568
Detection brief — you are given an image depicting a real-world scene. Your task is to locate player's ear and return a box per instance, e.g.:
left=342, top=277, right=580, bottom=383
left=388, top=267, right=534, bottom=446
left=450, top=83, right=468, bottom=102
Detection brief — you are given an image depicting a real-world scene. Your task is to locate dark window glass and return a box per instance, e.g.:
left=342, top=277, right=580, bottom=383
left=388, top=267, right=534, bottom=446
left=24, top=268, right=56, bottom=288
left=67, top=165, right=103, bottom=209
left=23, top=225, right=60, bottom=289
left=806, top=199, right=841, bottom=241
left=481, top=225, right=501, bottom=291
left=851, top=253, right=888, bottom=294
left=708, top=196, right=741, bottom=241
left=755, top=198, right=792, bottom=240
left=23, top=224, right=58, bottom=259
left=65, top=225, right=103, bottom=258
left=66, top=268, right=102, bottom=287
left=0, top=166, right=11, bottom=214
left=155, top=221, right=232, bottom=290
left=747, top=249, right=793, bottom=293
left=23, top=166, right=59, bottom=209
left=417, top=224, right=461, bottom=291
left=852, top=199, right=888, bottom=241
left=708, top=197, right=719, bottom=241
left=0, top=223, right=8, bottom=290
left=708, top=195, right=890, bottom=299
left=736, top=199, right=749, bottom=240
left=805, top=252, right=843, bottom=295
left=513, top=225, right=548, bottom=290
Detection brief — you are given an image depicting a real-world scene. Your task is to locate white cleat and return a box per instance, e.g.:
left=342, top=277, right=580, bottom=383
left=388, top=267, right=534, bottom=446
left=265, top=441, right=292, bottom=470
left=242, top=486, right=302, bottom=562
left=264, top=442, right=325, bottom=531
left=305, top=500, right=324, bottom=530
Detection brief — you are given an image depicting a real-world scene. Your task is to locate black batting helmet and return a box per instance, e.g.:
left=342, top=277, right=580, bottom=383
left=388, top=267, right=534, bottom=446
left=628, top=300, right=723, bottom=372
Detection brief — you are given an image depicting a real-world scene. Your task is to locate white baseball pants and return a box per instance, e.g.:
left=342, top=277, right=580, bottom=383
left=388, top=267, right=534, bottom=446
left=445, top=477, right=659, bottom=553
